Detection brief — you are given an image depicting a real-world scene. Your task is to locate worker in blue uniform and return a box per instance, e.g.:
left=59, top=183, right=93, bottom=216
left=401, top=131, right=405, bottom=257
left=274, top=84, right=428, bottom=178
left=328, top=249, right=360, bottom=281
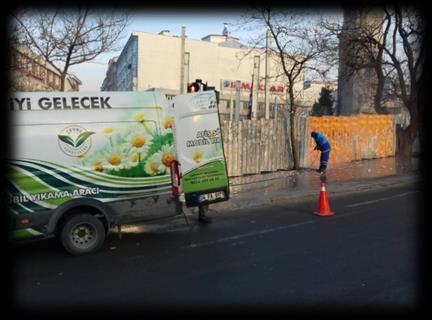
left=311, top=131, right=331, bottom=173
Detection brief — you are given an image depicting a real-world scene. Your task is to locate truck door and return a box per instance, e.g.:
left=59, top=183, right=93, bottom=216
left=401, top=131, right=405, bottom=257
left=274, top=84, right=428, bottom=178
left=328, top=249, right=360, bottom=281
left=172, top=91, right=229, bottom=207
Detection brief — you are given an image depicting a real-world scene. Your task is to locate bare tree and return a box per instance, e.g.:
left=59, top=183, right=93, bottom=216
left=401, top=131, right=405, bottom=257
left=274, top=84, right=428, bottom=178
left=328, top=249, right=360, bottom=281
left=326, top=5, right=425, bottom=162
left=240, top=7, right=338, bottom=169
left=10, top=7, right=130, bottom=91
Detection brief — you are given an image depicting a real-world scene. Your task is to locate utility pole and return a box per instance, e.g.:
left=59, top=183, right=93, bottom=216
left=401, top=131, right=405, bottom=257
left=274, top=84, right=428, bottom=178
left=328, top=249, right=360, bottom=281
left=251, top=56, right=260, bottom=119
left=184, top=51, right=190, bottom=93
left=264, top=28, right=271, bottom=119
left=229, top=91, right=234, bottom=121
left=180, top=26, right=186, bottom=94
left=235, top=80, right=241, bottom=121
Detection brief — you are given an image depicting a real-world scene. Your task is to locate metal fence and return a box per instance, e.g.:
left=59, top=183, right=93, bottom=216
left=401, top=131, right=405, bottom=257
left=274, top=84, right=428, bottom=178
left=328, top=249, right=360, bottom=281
left=221, top=114, right=395, bottom=178
left=221, top=119, right=292, bottom=177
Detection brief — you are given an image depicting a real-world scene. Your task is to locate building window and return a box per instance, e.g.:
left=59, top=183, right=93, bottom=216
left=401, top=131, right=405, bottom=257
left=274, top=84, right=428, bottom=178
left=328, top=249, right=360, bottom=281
left=31, top=62, right=37, bottom=76
left=38, top=65, right=46, bottom=79
left=54, top=75, right=61, bottom=90
left=25, top=57, right=32, bottom=72
left=11, top=52, right=17, bottom=68
left=219, top=99, right=228, bottom=111
left=30, top=63, right=44, bottom=80
left=17, top=53, right=25, bottom=70
left=21, top=56, right=27, bottom=71
left=47, top=71, right=52, bottom=84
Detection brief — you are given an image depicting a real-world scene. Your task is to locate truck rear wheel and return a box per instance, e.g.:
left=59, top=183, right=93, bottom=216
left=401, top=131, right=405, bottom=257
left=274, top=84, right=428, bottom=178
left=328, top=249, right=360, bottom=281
left=60, top=213, right=106, bottom=255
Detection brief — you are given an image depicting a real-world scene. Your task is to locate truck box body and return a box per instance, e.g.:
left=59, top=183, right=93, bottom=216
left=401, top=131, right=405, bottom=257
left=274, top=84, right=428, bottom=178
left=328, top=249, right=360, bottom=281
left=172, top=91, right=229, bottom=207
left=7, top=90, right=229, bottom=246
left=8, top=91, right=176, bottom=237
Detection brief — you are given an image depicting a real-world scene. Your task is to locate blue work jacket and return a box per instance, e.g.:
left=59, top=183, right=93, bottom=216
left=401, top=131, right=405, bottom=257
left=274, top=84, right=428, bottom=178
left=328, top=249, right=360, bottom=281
left=312, top=132, right=331, bottom=152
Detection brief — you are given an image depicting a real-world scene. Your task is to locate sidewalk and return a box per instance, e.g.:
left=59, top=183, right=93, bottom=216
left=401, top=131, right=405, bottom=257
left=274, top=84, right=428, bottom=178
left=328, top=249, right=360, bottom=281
left=118, top=157, right=420, bottom=234
left=210, top=156, right=420, bottom=213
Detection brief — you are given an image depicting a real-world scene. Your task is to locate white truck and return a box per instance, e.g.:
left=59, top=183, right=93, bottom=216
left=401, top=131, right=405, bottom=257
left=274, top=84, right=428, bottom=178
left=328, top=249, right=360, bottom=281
left=7, top=90, right=229, bottom=255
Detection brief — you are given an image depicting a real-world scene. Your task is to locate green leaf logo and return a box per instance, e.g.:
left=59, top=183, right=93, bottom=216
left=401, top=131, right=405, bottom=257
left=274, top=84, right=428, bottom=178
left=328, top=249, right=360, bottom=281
left=58, top=135, right=75, bottom=146
left=75, top=132, right=95, bottom=147
left=58, top=132, right=94, bottom=147
left=58, top=126, right=94, bottom=157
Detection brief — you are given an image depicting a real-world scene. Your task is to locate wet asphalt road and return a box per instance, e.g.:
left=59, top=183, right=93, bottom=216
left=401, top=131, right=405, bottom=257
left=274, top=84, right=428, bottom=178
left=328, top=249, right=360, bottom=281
left=12, top=183, right=422, bottom=315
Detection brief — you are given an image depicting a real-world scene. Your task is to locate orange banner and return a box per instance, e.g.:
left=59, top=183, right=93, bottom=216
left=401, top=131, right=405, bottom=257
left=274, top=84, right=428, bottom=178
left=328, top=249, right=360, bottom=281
left=306, top=115, right=394, bottom=167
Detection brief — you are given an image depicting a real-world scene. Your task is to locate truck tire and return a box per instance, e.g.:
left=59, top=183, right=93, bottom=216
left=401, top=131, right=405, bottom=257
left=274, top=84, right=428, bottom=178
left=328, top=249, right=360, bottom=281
left=60, top=213, right=106, bottom=255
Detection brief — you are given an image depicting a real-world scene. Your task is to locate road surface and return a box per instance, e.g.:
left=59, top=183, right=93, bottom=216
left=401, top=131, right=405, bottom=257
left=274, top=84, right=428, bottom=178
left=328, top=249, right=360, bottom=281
left=12, top=183, right=422, bottom=315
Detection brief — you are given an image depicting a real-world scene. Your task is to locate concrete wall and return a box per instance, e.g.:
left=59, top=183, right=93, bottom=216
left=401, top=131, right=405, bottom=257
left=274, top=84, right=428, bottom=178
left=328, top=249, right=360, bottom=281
left=337, top=8, right=383, bottom=115
left=116, top=35, right=138, bottom=91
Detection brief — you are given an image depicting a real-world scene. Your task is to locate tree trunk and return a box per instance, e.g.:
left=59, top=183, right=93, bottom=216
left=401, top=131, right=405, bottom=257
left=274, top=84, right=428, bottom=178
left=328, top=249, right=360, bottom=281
left=396, top=124, right=415, bottom=171
left=373, top=67, right=388, bottom=114
left=60, top=73, right=67, bottom=91
left=288, top=87, right=299, bottom=170
left=289, top=110, right=299, bottom=169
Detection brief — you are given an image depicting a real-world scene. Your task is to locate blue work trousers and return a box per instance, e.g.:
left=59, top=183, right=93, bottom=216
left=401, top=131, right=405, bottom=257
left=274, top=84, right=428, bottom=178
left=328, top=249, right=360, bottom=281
left=319, top=144, right=331, bottom=168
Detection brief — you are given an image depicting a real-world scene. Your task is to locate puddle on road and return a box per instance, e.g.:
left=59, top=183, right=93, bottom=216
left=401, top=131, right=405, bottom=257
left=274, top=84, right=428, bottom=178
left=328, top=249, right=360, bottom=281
left=229, top=157, right=420, bottom=195
left=325, top=156, right=419, bottom=181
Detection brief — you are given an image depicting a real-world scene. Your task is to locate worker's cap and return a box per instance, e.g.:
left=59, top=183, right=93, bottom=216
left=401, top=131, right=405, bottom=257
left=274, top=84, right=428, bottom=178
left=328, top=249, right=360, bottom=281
left=311, top=131, right=318, bottom=138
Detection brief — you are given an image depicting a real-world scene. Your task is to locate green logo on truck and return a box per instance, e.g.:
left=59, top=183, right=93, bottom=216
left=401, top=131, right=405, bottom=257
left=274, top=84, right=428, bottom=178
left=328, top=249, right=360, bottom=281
left=58, top=125, right=94, bottom=157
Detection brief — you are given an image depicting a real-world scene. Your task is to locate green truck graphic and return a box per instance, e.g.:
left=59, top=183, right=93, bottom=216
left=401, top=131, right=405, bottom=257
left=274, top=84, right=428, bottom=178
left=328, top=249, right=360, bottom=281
left=8, top=90, right=229, bottom=255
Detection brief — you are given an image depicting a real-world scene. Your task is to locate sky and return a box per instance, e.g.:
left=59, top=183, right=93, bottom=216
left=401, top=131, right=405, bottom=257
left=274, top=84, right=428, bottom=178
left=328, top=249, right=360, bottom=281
left=69, top=12, right=251, bottom=92
left=68, top=9, right=342, bottom=91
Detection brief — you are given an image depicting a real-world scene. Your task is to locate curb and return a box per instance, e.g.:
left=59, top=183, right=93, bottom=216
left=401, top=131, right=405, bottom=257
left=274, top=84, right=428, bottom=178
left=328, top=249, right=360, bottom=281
left=211, top=173, right=420, bottom=213
left=117, top=173, right=420, bottom=233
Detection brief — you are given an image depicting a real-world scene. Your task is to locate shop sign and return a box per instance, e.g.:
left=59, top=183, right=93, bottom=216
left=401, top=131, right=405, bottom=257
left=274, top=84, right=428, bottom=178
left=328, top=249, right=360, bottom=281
left=221, top=80, right=285, bottom=94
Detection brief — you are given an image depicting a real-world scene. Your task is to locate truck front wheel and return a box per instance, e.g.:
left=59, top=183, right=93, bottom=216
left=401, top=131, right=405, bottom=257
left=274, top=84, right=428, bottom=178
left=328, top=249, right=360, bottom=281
left=60, top=214, right=106, bottom=255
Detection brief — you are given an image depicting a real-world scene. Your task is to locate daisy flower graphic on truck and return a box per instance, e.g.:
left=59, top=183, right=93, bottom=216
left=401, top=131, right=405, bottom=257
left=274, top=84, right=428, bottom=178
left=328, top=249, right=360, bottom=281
left=8, top=92, right=175, bottom=235
left=7, top=90, right=229, bottom=255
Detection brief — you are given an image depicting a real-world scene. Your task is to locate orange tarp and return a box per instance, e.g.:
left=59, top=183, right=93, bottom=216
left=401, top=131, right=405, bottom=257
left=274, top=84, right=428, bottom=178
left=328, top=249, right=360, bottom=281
left=306, top=115, right=394, bottom=167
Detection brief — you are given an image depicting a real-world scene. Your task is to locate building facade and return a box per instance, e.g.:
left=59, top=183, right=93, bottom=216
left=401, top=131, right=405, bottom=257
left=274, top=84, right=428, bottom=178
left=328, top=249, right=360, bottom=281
left=100, top=57, right=119, bottom=91
left=10, top=44, right=81, bottom=92
left=101, top=28, right=305, bottom=120
left=337, top=8, right=383, bottom=115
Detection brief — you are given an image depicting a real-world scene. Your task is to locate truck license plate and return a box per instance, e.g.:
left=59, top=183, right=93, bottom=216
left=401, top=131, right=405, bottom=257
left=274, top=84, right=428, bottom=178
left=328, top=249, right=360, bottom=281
left=198, top=191, right=225, bottom=203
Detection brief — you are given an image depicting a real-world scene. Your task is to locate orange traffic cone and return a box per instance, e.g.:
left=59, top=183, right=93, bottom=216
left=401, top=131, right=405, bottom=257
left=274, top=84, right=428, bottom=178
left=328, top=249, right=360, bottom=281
left=315, top=182, right=334, bottom=217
